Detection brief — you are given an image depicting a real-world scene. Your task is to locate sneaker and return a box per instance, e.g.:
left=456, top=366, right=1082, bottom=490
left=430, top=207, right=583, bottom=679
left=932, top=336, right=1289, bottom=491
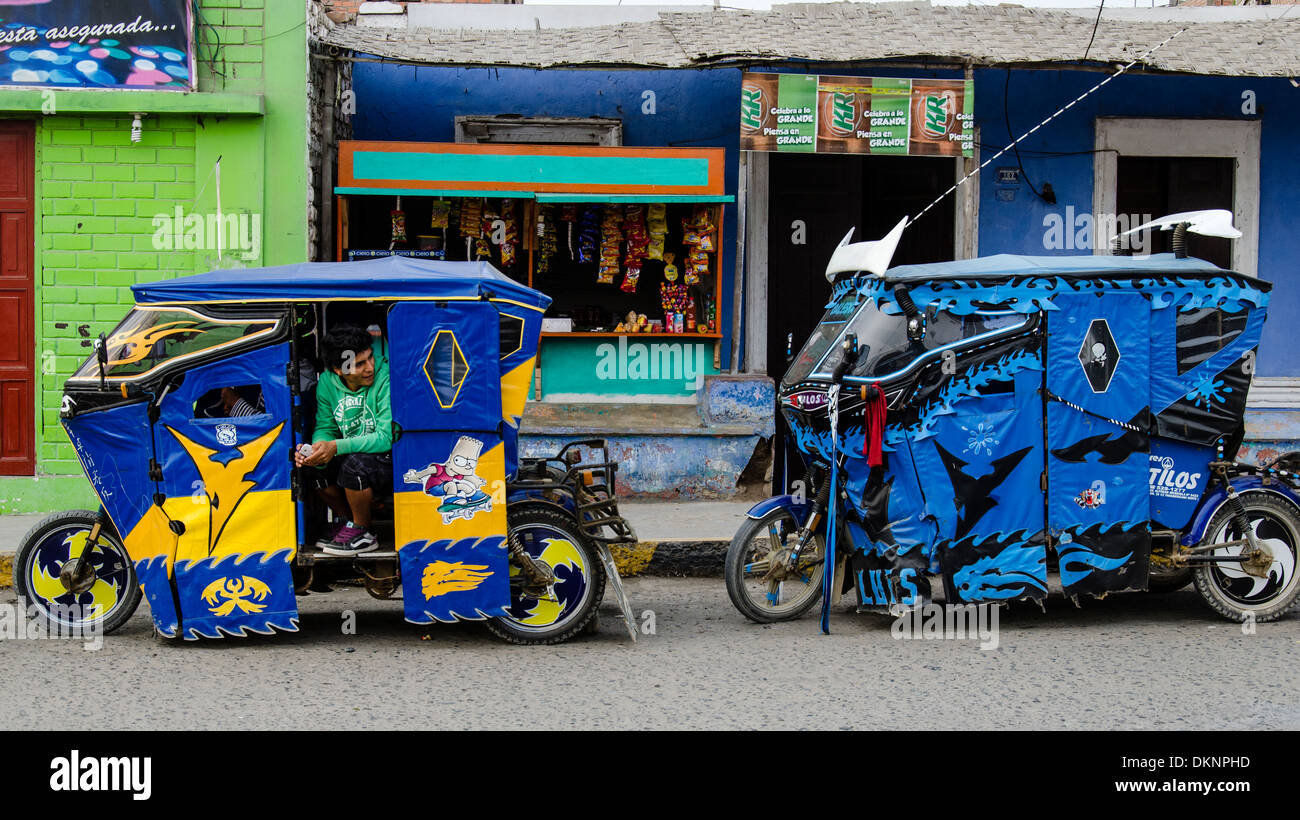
left=320, top=522, right=379, bottom=556
left=314, top=520, right=346, bottom=549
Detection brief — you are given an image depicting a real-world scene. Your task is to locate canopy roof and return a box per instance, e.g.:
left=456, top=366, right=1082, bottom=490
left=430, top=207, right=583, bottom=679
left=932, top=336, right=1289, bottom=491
left=882, top=253, right=1267, bottom=288
left=131, top=256, right=552, bottom=310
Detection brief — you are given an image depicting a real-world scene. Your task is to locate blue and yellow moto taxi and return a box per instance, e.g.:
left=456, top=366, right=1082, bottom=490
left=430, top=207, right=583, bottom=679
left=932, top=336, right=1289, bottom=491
left=18, top=256, right=638, bottom=644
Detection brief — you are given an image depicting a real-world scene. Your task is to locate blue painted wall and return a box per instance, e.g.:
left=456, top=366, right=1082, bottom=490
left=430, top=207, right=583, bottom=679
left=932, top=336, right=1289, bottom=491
left=351, top=62, right=1298, bottom=377
left=351, top=64, right=744, bottom=365
left=971, top=69, right=1297, bottom=378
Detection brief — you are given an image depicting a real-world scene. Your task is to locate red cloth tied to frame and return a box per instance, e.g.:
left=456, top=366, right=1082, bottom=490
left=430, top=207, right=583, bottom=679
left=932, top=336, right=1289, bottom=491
left=863, top=383, right=887, bottom=467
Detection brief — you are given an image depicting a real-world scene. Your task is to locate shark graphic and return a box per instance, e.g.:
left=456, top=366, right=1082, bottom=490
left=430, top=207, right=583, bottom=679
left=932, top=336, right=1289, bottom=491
left=165, top=422, right=284, bottom=556
left=934, top=441, right=1034, bottom=539
left=1049, top=408, right=1150, bottom=465
left=944, top=529, right=1048, bottom=603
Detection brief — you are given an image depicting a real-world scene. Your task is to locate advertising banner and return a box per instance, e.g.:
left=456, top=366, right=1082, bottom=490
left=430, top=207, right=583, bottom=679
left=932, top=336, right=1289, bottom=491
left=0, top=0, right=195, bottom=90
left=741, top=72, right=974, bottom=157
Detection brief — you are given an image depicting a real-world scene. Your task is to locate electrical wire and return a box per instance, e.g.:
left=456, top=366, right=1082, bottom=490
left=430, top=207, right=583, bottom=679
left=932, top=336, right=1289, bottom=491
left=1083, top=0, right=1106, bottom=63
left=194, top=0, right=226, bottom=80
left=1004, top=67, right=1050, bottom=203
left=908, top=26, right=1186, bottom=227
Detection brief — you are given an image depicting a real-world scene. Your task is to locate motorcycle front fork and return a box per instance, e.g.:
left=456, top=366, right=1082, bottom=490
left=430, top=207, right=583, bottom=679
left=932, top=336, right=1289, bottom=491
left=783, top=466, right=833, bottom=574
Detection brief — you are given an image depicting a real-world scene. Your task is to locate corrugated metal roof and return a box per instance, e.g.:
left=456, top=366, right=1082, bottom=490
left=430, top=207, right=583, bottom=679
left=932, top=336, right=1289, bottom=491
left=317, top=2, right=1300, bottom=77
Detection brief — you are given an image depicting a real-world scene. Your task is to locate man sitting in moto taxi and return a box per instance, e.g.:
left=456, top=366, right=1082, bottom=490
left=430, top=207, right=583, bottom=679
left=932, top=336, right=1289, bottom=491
left=295, top=325, right=391, bottom=556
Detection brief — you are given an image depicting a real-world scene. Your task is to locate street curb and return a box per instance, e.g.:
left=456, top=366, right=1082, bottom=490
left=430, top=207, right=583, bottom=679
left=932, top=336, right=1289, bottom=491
left=611, top=539, right=728, bottom=578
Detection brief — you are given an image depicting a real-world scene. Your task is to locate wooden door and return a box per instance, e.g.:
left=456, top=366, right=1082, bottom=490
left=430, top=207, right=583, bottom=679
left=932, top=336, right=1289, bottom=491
left=0, top=121, right=34, bottom=475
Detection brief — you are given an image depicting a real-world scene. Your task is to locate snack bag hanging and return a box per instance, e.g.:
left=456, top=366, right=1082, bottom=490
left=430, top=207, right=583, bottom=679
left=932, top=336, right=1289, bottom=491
left=390, top=196, right=406, bottom=249
left=500, top=199, right=519, bottom=266
left=536, top=204, right=558, bottom=276
left=561, top=204, right=578, bottom=260
left=647, top=203, right=668, bottom=261
left=430, top=200, right=450, bottom=230
left=460, top=198, right=484, bottom=259
left=597, top=204, right=623, bottom=284
left=577, top=205, right=599, bottom=264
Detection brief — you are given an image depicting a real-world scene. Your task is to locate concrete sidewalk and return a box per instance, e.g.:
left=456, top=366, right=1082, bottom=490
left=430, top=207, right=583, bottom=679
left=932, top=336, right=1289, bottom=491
left=0, top=513, right=41, bottom=554
left=612, top=500, right=747, bottom=577
left=0, top=500, right=751, bottom=585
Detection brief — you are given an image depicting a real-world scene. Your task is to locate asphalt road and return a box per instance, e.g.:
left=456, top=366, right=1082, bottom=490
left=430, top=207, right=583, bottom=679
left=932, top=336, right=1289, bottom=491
left=2, top=577, right=1297, bottom=731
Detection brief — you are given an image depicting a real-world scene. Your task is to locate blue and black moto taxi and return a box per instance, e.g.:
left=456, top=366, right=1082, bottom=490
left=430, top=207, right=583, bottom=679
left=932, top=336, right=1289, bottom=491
left=18, top=256, right=638, bottom=645
left=727, top=213, right=1300, bottom=629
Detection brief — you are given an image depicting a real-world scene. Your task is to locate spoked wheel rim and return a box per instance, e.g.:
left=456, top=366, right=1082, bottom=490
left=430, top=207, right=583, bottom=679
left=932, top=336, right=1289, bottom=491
left=503, top=522, right=595, bottom=633
left=1207, top=510, right=1299, bottom=609
left=22, top=523, right=133, bottom=630
left=736, top=510, right=825, bottom=617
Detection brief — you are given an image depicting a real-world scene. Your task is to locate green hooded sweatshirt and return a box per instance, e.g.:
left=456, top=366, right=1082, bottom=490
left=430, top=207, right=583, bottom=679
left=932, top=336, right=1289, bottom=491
left=312, top=341, right=391, bottom=455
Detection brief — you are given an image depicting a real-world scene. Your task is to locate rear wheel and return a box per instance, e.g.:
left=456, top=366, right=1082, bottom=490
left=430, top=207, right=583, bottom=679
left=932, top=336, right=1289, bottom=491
left=1193, top=493, right=1300, bottom=622
left=485, top=505, right=605, bottom=645
left=15, top=510, right=142, bottom=636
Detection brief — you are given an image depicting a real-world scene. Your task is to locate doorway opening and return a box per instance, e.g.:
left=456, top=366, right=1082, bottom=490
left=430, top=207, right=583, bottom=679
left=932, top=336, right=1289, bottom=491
left=765, top=152, right=956, bottom=493
left=1117, top=156, right=1234, bottom=268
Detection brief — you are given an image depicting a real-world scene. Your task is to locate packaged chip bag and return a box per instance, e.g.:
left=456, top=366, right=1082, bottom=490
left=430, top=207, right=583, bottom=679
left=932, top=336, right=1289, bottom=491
left=621, top=264, right=641, bottom=293
left=430, top=200, right=451, bottom=230
left=461, top=199, right=483, bottom=238
left=663, top=251, right=678, bottom=283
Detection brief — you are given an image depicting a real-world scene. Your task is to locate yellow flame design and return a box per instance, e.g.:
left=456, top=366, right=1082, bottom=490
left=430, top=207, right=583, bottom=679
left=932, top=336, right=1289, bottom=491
left=166, top=423, right=284, bottom=556
left=200, top=575, right=273, bottom=617
left=107, top=321, right=204, bottom=367
left=422, top=560, right=493, bottom=599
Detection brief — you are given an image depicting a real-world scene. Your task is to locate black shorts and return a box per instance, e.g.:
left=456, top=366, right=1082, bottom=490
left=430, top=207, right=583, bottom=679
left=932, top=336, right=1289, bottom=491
left=305, top=452, right=392, bottom=493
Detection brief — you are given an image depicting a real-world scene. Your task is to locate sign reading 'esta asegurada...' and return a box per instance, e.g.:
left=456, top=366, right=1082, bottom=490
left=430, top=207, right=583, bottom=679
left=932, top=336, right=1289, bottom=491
left=740, top=72, right=974, bottom=158
left=0, top=0, right=195, bottom=90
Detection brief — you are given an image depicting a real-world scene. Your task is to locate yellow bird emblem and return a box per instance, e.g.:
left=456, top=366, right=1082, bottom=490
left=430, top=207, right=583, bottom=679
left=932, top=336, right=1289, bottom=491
left=422, top=561, right=493, bottom=599
left=201, top=576, right=273, bottom=617
left=166, top=423, right=283, bottom=556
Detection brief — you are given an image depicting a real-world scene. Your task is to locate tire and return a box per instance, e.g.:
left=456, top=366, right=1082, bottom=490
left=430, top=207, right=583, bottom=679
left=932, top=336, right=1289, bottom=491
left=725, top=506, right=824, bottom=624
left=14, top=510, right=142, bottom=636
left=484, top=505, right=606, bottom=645
left=1146, top=567, right=1193, bottom=593
left=1192, top=493, right=1300, bottom=623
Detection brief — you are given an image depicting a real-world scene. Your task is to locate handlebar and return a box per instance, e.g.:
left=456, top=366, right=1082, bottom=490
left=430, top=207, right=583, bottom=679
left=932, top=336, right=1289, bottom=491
left=830, top=357, right=854, bottom=384
left=830, top=332, right=859, bottom=385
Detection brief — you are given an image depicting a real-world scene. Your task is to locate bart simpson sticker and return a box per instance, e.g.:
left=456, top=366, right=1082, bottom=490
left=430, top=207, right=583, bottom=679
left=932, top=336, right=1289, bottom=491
left=403, top=436, right=493, bottom=523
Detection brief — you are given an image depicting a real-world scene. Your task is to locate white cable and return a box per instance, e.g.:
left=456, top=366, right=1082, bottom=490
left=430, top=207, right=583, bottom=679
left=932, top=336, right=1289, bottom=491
left=909, top=27, right=1187, bottom=226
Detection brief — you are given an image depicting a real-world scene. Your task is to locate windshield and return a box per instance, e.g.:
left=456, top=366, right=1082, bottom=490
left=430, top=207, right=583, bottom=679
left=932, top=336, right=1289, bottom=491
left=793, top=296, right=1030, bottom=385
left=815, top=297, right=909, bottom=380
left=71, top=307, right=279, bottom=382
left=784, top=291, right=863, bottom=386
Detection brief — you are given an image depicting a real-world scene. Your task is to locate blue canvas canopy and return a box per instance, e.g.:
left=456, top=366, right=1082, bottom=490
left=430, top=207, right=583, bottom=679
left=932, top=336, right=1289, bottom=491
left=884, top=253, right=1233, bottom=282
left=131, top=255, right=551, bottom=311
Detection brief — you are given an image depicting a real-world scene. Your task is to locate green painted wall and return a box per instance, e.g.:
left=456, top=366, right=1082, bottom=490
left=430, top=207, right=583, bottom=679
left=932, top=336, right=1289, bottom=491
left=0, top=0, right=309, bottom=514
left=540, top=337, right=720, bottom=399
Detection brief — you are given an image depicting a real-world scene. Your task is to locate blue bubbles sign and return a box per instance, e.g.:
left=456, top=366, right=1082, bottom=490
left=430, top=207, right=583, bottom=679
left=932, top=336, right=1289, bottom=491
left=0, top=0, right=194, bottom=90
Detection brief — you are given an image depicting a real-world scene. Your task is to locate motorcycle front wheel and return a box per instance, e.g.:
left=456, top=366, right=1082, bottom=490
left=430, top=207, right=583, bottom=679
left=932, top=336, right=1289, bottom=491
left=485, top=505, right=606, bottom=645
left=725, top=507, right=825, bottom=623
left=15, top=510, right=142, bottom=636
left=1193, top=493, right=1300, bottom=623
